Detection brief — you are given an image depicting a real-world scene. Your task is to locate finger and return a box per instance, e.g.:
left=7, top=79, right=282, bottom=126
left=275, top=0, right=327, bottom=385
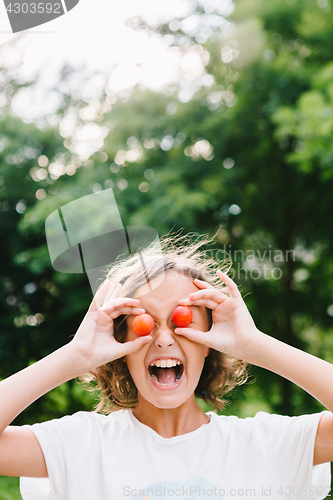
left=111, top=283, right=122, bottom=298
left=119, top=335, right=153, bottom=356
left=174, top=327, right=211, bottom=348
left=179, top=289, right=228, bottom=307
left=108, top=307, right=145, bottom=319
left=193, top=278, right=215, bottom=289
left=100, top=283, right=123, bottom=309
left=100, top=297, right=141, bottom=312
left=190, top=289, right=229, bottom=301
left=90, top=280, right=111, bottom=312
left=193, top=278, right=230, bottom=297
left=217, top=270, right=242, bottom=299
left=180, top=298, right=226, bottom=309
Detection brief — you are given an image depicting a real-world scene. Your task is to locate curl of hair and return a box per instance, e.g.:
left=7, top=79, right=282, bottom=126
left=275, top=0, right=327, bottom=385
left=78, top=228, right=249, bottom=413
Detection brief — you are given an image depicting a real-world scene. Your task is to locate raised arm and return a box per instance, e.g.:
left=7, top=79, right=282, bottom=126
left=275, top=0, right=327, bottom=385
left=175, top=270, right=333, bottom=466
left=0, top=281, right=151, bottom=478
left=0, top=344, right=87, bottom=477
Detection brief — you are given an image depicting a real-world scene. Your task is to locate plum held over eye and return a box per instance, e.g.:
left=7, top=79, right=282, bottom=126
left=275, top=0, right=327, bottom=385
left=172, top=306, right=193, bottom=328
left=132, top=313, right=154, bottom=336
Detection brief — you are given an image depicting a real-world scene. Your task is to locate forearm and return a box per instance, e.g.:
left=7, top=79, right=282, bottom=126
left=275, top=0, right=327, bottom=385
left=246, top=331, right=333, bottom=412
left=0, top=343, right=84, bottom=435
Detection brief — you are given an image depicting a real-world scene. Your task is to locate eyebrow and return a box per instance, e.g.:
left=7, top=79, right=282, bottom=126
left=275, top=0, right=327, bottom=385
left=142, top=304, right=201, bottom=318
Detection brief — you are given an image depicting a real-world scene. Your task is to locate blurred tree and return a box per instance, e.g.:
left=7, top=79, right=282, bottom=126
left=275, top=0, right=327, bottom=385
left=4, top=0, right=333, bottom=423
left=120, top=0, right=333, bottom=416
left=0, top=111, right=98, bottom=424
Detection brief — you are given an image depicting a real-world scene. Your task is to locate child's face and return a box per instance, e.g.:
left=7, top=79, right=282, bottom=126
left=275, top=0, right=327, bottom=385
left=125, top=271, right=210, bottom=409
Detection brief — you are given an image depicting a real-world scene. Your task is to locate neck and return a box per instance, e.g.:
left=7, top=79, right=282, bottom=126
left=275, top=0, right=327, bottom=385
left=132, top=395, right=210, bottom=438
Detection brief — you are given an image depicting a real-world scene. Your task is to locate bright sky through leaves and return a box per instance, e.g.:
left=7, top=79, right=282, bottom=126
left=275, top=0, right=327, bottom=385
left=0, top=0, right=194, bottom=116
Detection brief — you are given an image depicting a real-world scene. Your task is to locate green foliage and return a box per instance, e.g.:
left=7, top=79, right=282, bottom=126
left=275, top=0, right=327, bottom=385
left=2, top=0, right=333, bottom=434
left=0, top=476, right=21, bottom=500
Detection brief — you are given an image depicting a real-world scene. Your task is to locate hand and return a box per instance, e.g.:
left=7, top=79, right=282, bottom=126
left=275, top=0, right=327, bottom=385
left=70, top=281, right=152, bottom=371
left=175, top=270, right=263, bottom=361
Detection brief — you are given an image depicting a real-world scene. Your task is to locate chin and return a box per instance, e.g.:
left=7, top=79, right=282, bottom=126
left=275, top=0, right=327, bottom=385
left=139, top=388, right=195, bottom=411
left=151, top=397, right=186, bottom=410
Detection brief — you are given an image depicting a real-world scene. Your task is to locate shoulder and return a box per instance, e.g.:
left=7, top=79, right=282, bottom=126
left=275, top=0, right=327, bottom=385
left=210, top=410, right=327, bottom=424
left=209, top=410, right=329, bottom=468
left=209, top=410, right=328, bottom=441
left=27, top=409, right=131, bottom=438
left=313, top=410, right=333, bottom=465
left=59, top=408, right=130, bottom=427
left=208, top=410, right=279, bottom=427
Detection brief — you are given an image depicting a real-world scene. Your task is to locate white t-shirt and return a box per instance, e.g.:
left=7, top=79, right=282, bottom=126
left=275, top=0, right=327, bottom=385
left=20, top=409, right=331, bottom=500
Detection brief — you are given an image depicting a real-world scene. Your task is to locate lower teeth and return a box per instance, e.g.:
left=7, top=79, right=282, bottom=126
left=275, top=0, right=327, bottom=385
left=151, top=374, right=182, bottom=385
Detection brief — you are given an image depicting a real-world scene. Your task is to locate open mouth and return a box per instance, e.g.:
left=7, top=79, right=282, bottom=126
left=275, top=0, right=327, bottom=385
left=148, top=359, right=184, bottom=386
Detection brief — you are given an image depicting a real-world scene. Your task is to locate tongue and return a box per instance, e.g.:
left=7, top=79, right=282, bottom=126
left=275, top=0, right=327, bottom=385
left=155, top=367, right=177, bottom=384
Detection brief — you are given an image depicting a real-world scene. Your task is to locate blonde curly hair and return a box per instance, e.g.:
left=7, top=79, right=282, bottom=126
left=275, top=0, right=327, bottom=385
left=79, top=229, right=249, bottom=413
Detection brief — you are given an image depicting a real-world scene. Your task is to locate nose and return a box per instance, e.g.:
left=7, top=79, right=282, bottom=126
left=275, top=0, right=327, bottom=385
left=153, top=324, right=175, bottom=348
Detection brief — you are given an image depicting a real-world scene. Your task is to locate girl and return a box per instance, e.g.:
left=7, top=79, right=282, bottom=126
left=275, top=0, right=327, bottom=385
left=0, top=232, right=332, bottom=500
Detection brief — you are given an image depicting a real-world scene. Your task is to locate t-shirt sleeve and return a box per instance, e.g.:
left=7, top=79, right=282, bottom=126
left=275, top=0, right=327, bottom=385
left=249, top=410, right=332, bottom=499
left=20, top=412, right=92, bottom=500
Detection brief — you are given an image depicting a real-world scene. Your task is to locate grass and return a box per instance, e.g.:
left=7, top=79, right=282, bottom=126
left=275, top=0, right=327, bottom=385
left=0, top=476, right=21, bottom=500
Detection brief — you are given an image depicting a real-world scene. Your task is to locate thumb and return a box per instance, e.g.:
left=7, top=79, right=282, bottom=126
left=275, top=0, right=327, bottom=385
left=174, top=327, right=211, bottom=347
left=119, top=335, right=153, bottom=357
